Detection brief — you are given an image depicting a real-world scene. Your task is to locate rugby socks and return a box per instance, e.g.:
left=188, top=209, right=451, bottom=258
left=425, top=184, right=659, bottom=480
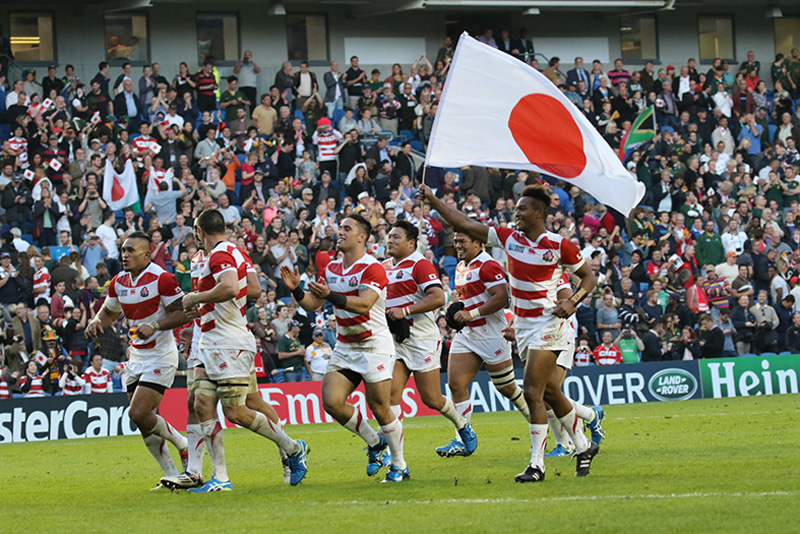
left=143, top=434, right=179, bottom=477
left=380, top=418, right=407, bottom=470
left=343, top=409, right=381, bottom=448
left=528, top=423, right=548, bottom=470
left=571, top=399, right=595, bottom=422
left=150, top=415, right=189, bottom=452
left=547, top=409, right=572, bottom=449
left=558, top=409, right=590, bottom=454
left=454, top=400, right=473, bottom=423
left=200, top=418, right=229, bottom=482
left=438, top=397, right=466, bottom=430
left=186, top=423, right=206, bottom=476
left=248, top=411, right=300, bottom=455
left=390, top=405, right=402, bottom=420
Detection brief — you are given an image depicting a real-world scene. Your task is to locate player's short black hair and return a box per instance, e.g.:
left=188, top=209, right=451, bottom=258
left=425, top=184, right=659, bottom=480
left=521, top=184, right=551, bottom=211
left=196, top=209, right=227, bottom=235
left=346, top=213, right=372, bottom=238
left=391, top=220, right=419, bottom=246
left=127, top=231, right=151, bottom=243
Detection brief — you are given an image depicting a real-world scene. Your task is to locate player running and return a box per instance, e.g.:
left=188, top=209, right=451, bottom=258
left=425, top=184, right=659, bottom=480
left=162, top=234, right=297, bottom=490
left=383, top=221, right=477, bottom=457
left=86, top=232, right=190, bottom=489
left=436, top=231, right=530, bottom=457
left=281, top=214, right=409, bottom=482
left=503, top=273, right=605, bottom=457
left=184, top=209, right=307, bottom=492
left=420, top=184, right=599, bottom=482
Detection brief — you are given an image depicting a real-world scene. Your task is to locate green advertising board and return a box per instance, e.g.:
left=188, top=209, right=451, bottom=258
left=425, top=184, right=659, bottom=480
left=699, top=354, right=800, bottom=399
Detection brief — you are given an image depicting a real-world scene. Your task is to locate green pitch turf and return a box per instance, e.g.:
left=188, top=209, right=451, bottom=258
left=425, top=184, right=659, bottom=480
left=3, top=395, right=799, bottom=534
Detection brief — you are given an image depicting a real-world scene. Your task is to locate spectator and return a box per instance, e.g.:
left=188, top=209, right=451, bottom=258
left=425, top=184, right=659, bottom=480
left=785, top=312, right=800, bottom=354
left=750, top=290, right=778, bottom=354
left=276, top=320, right=305, bottom=382
left=83, top=353, right=114, bottom=394
left=596, top=292, right=621, bottom=341
left=305, top=329, right=331, bottom=381
left=592, top=331, right=623, bottom=365
left=698, top=313, right=724, bottom=359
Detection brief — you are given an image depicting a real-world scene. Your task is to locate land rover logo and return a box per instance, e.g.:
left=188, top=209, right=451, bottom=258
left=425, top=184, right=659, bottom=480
left=648, top=368, right=698, bottom=401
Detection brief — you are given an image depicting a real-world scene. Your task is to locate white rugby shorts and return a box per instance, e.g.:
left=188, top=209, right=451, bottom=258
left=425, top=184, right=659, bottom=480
left=449, top=331, right=512, bottom=365
left=516, top=317, right=573, bottom=358
left=325, top=348, right=394, bottom=383
left=124, top=359, right=177, bottom=389
left=196, top=348, right=255, bottom=381
left=395, top=337, right=441, bottom=373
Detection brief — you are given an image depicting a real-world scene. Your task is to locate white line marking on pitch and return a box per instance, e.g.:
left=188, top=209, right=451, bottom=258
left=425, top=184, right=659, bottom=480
left=312, top=490, right=798, bottom=506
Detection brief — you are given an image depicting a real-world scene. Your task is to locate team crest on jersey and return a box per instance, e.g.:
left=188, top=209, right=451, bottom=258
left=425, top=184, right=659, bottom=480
left=466, top=272, right=473, bottom=281
left=140, top=287, right=149, bottom=297
left=349, top=276, right=358, bottom=287
left=542, top=250, right=554, bottom=263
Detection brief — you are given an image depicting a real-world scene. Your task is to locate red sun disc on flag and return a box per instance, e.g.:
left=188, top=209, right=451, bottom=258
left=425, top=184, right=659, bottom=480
left=111, top=176, right=125, bottom=202
left=507, top=93, right=587, bottom=178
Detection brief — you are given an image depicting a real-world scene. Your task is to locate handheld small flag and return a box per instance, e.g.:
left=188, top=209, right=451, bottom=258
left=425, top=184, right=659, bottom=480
left=618, top=106, right=656, bottom=162
left=89, top=111, right=101, bottom=126
left=49, top=159, right=62, bottom=171
left=23, top=169, right=35, bottom=180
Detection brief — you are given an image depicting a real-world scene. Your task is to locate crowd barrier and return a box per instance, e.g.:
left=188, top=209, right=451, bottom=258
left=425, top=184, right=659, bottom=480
left=1, top=355, right=798, bottom=444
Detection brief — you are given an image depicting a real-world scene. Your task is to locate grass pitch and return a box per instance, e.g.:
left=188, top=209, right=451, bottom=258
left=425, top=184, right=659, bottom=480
left=3, top=395, right=799, bottom=534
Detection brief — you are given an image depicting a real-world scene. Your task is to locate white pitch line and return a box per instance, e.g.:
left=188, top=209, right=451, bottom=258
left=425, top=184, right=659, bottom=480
left=309, top=490, right=799, bottom=507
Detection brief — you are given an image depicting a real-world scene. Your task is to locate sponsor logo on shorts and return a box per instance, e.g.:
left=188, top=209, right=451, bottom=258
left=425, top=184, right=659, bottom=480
left=140, top=287, right=149, bottom=298
left=377, top=364, right=385, bottom=371
left=543, top=334, right=552, bottom=341
left=153, top=369, right=161, bottom=375
left=220, top=362, right=228, bottom=369
left=424, top=356, right=432, bottom=363
left=495, top=349, right=503, bottom=355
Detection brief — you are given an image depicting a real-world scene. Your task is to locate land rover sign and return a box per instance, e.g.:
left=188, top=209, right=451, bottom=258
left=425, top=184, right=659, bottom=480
left=648, top=368, right=698, bottom=401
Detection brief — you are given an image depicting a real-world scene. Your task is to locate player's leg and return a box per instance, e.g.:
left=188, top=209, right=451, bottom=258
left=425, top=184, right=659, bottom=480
left=486, top=360, right=530, bottom=422
left=544, top=367, right=573, bottom=456
left=245, top=372, right=292, bottom=484
left=543, top=357, right=599, bottom=477
left=127, top=384, right=182, bottom=480
left=435, top=350, right=482, bottom=457
left=515, top=348, right=557, bottom=483
left=413, top=367, right=476, bottom=455
left=389, top=358, right=412, bottom=420
left=161, top=368, right=206, bottom=490
left=551, top=363, right=605, bottom=446
left=191, top=365, right=231, bottom=490
left=365, top=378, right=409, bottom=482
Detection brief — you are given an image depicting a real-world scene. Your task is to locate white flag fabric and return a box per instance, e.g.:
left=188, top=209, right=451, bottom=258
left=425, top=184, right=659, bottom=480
left=425, top=33, right=645, bottom=215
left=103, top=160, right=140, bottom=211
left=143, top=166, right=173, bottom=209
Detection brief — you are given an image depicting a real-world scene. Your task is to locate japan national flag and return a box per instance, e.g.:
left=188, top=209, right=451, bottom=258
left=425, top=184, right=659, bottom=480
left=49, top=159, right=62, bottom=171
left=425, top=33, right=645, bottom=215
left=89, top=111, right=101, bottom=125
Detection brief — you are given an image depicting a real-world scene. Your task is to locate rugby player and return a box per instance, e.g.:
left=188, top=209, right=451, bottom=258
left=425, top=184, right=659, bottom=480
left=383, top=221, right=477, bottom=456
left=86, top=232, right=189, bottom=489
left=420, top=184, right=599, bottom=482
left=282, top=214, right=409, bottom=482
left=435, top=231, right=529, bottom=457
left=184, top=210, right=307, bottom=492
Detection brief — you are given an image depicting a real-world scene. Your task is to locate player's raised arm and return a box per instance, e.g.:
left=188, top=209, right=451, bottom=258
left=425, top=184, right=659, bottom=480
left=281, top=265, right=324, bottom=312
left=418, top=184, right=489, bottom=243
left=308, top=276, right=379, bottom=315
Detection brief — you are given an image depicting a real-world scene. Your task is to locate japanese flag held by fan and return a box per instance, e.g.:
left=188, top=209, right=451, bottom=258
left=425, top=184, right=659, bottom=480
left=425, top=33, right=645, bottom=215
left=143, top=165, right=173, bottom=208
left=102, top=160, right=140, bottom=210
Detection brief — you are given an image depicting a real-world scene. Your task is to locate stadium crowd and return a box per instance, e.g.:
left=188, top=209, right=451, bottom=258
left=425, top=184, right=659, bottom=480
left=2, top=30, right=800, bottom=398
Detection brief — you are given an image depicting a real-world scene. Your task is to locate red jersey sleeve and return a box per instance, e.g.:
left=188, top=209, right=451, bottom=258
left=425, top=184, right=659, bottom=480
left=104, top=275, right=122, bottom=313
left=479, top=259, right=507, bottom=289
left=157, top=272, right=184, bottom=307
left=208, top=250, right=238, bottom=279
left=560, top=238, right=585, bottom=269
left=487, top=226, right=514, bottom=248
left=412, top=259, right=441, bottom=291
left=360, top=262, right=388, bottom=293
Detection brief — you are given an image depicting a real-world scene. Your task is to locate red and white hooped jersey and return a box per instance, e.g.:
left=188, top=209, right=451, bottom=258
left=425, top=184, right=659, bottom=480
left=324, top=253, right=394, bottom=351
left=19, top=375, right=44, bottom=397
left=574, top=346, right=593, bottom=367
left=487, top=227, right=584, bottom=331
left=454, top=251, right=508, bottom=335
left=60, top=375, right=84, bottom=396
left=132, top=135, right=157, bottom=156
left=33, top=267, right=51, bottom=304
left=83, top=368, right=113, bottom=394
left=592, top=344, right=623, bottom=365
left=0, top=376, right=9, bottom=398
left=197, top=241, right=257, bottom=352
left=383, top=251, right=442, bottom=343
left=105, top=262, right=184, bottom=365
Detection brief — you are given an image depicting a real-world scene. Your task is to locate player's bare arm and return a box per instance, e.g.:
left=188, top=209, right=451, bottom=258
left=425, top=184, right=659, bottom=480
left=246, top=271, right=261, bottom=300
left=85, top=306, right=120, bottom=339
left=418, top=184, right=489, bottom=243
left=280, top=265, right=324, bottom=312
left=135, top=300, right=189, bottom=341
left=454, top=283, right=507, bottom=324
left=387, top=285, right=445, bottom=321
left=554, top=262, right=595, bottom=318
left=184, top=269, right=239, bottom=310
left=308, top=277, right=379, bottom=315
